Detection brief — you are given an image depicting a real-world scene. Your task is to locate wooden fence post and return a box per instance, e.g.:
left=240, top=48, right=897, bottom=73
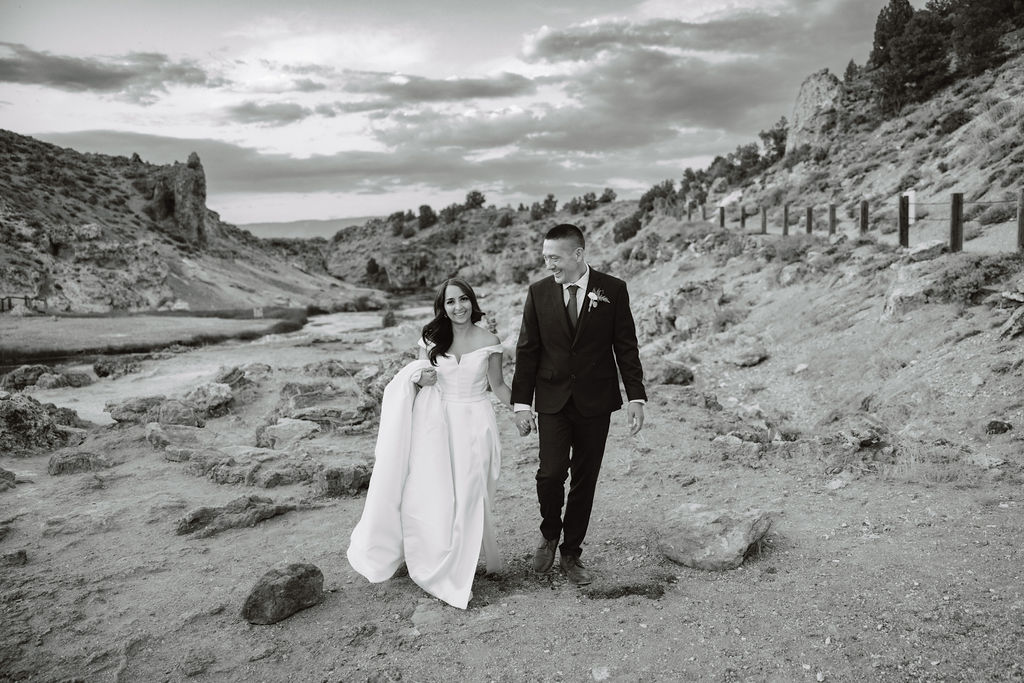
left=899, top=195, right=909, bottom=248
left=687, top=204, right=692, bottom=221
left=740, top=206, right=746, bottom=230
left=860, top=200, right=869, bottom=233
left=701, top=205, right=707, bottom=221
left=719, top=206, right=725, bottom=228
left=761, top=207, right=767, bottom=235
left=1018, top=188, right=1024, bottom=253
left=806, top=206, right=813, bottom=235
left=783, top=203, right=790, bottom=237
left=828, top=204, right=837, bottom=236
left=950, top=192, right=964, bottom=253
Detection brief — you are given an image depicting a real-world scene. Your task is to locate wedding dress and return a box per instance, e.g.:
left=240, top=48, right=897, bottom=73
left=347, top=343, right=504, bottom=609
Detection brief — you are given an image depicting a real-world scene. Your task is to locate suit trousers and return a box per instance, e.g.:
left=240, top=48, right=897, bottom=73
left=536, top=397, right=611, bottom=558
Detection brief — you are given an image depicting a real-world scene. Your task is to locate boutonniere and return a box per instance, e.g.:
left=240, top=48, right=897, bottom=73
left=587, top=289, right=610, bottom=311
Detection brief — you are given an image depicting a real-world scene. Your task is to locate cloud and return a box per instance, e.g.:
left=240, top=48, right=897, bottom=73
left=0, top=42, right=226, bottom=104
left=223, top=101, right=313, bottom=126
left=343, top=71, right=537, bottom=104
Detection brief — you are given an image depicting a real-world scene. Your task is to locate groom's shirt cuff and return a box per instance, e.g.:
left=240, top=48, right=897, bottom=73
left=513, top=403, right=531, bottom=412
left=629, top=399, right=646, bottom=405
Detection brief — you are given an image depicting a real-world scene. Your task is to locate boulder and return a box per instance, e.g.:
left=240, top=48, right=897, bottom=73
left=906, top=239, right=948, bottom=262
left=184, top=382, right=234, bottom=417
left=998, top=306, right=1024, bottom=340
left=649, top=361, right=695, bottom=386
left=1, top=364, right=52, bottom=391
left=0, top=393, right=73, bottom=455
left=176, top=495, right=296, bottom=538
left=658, top=503, right=773, bottom=570
left=47, top=451, right=113, bottom=475
left=985, top=420, right=1013, bottom=435
left=148, top=399, right=205, bottom=427
left=257, top=418, right=320, bottom=449
left=882, top=262, right=934, bottom=321
left=241, top=562, right=324, bottom=625
left=93, top=357, right=141, bottom=378
left=314, top=464, right=372, bottom=497
left=728, top=336, right=769, bottom=367
left=105, top=395, right=166, bottom=423
left=0, top=466, right=15, bottom=492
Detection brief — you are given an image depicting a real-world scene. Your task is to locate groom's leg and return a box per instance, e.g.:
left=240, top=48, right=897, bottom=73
left=536, top=408, right=573, bottom=542
left=560, top=404, right=611, bottom=558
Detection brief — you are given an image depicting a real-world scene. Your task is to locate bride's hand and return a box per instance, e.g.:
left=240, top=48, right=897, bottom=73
left=416, top=368, right=437, bottom=387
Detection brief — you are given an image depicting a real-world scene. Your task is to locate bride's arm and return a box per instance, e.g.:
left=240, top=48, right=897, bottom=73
left=486, top=352, right=512, bottom=406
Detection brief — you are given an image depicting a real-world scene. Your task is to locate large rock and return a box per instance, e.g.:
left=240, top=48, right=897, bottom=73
left=728, top=335, right=769, bottom=367
left=882, top=262, right=935, bottom=321
left=314, top=464, right=372, bottom=497
left=257, top=418, right=321, bottom=449
left=786, top=68, right=842, bottom=154
left=47, top=451, right=113, bottom=475
left=0, top=466, right=15, bottom=492
left=176, top=495, right=296, bottom=538
left=241, top=562, right=324, bottom=625
left=998, top=306, right=1024, bottom=340
left=106, top=395, right=167, bottom=423
left=658, top=503, right=772, bottom=570
left=93, top=356, right=142, bottom=378
left=906, top=239, right=948, bottom=262
left=0, top=393, right=73, bottom=455
left=1, top=364, right=53, bottom=391
left=184, top=382, right=234, bottom=417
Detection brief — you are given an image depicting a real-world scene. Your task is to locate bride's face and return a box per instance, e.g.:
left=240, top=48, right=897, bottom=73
left=444, top=285, right=473, bottom=326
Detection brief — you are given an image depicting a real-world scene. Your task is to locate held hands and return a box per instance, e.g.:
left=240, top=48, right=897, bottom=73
left=415, top=367, right=437, bottom=387
left=513, top=410, right=536, bottom=437
left=627, top=402, right=645, bottom=436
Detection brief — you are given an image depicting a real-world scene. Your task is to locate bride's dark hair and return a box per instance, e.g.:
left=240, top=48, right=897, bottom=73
left=421, top=278, right=485, bottom=366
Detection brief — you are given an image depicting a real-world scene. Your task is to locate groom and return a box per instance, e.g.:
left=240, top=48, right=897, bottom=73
left=511, top=223, right=646, bottom=585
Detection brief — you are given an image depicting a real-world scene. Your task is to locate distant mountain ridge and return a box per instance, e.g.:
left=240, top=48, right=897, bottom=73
left=240, top=217, right=381, bottom=240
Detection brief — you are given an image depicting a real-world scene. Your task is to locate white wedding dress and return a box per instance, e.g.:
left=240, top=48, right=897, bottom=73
left=347, top=343, right=504, bottom=609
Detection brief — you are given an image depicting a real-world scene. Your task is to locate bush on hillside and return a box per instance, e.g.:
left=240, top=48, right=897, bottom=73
left=612, top=213, right=642, bottom=243
left=977, top=203, right=1016, bottom=225
left=928, top=253, right=1024, bottom=305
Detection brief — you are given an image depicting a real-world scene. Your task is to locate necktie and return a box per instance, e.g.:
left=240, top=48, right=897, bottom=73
left=566, top=284, right=579, bottom=328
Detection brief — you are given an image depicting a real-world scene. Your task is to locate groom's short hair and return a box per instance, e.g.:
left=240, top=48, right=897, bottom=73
left=546, top=223, right=585, bottom=249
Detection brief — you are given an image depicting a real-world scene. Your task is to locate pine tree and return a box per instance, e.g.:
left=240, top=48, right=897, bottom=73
left=869, top=0, right=915, bottom=68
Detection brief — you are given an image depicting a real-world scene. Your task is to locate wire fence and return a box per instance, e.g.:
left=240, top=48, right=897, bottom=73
left=695, top=189, right=1024, bottom=254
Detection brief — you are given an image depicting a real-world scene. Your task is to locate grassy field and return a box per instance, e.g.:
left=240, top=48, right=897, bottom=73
left=0, top=310, right=306, bottom=366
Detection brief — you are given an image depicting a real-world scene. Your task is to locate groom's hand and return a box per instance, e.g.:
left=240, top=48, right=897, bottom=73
left=627, top=403, right=644, bottom=436
left=513, top=409, right=535, bottom=436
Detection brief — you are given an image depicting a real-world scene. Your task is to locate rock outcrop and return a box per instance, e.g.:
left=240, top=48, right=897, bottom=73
left=786, top=69, right=843, bottom=154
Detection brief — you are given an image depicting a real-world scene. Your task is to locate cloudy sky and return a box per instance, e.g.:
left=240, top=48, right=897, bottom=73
left=1, top=0, right=912, bottom=225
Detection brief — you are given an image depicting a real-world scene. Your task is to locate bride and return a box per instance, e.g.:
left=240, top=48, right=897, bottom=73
left=347, top=277, right=513, bottom=609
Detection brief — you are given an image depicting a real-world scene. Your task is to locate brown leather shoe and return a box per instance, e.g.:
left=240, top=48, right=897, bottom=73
left=533, top=536, right=558, bottom=573
left=559, top=554, right=594, bottom=585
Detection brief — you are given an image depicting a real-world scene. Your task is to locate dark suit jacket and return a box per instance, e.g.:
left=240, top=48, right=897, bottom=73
left=511, top=268, right=646, bottom=417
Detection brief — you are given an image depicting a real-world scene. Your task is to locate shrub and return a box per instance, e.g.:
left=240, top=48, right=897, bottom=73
left=496, top=212, right=514, bottom=228
left=612, top=213, right=642, bottom=243
left=599, top=188, right=617, bottom=203
left=977, top=203, right=1016, bottom=226
left=928, top=253, right=1024, bottom=305
left=381, top=308, right=397, bottom=328
left=936, top=109, right=971, bottom=135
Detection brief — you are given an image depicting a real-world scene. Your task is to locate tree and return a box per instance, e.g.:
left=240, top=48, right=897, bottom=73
left=598, top=188, right=616, bottom=203
left=843, top=59, right=860, bottom=83
left=872, top=8, right=951, bottom=115
left=465, top=190, right=486, bottom=209
left=869, top=0, right=914, bottom=68
left=612, top=213, right=641, bottom=243
left=542, top=193, right=558, bottom=214
left=637, top=179, right=675, bottom=215
left=439, top=203, right=462, bottom=223
left=529, top=202, right=544, bottom=220
left=950, top=0, right=1012, bottom=76
left=418, top=204, right=437, bottom=230
left=758, top=117, right=788, bottom=166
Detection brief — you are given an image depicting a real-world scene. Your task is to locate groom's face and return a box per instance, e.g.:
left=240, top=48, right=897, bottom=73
left=542, top=238, right=585, bottom=284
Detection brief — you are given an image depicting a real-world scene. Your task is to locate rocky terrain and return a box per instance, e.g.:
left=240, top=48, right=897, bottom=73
left=2, top=20, right=1024, bottom=683
left=0, top=131, right=384, bottom=314
left=1, top=221, right=1023, bottom=681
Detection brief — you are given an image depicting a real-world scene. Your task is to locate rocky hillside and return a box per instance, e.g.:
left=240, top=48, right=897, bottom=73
left=0, top=131, right=383, bottom=313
